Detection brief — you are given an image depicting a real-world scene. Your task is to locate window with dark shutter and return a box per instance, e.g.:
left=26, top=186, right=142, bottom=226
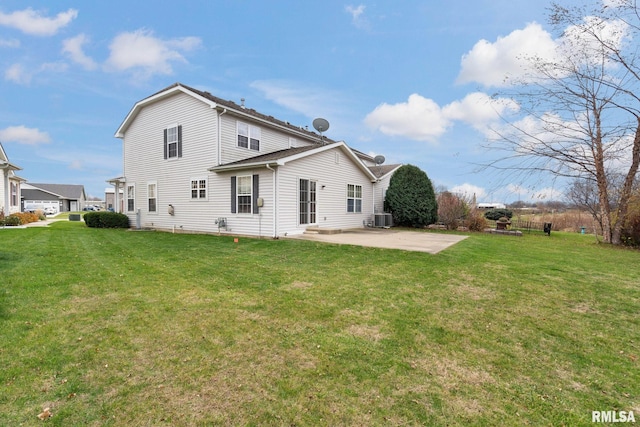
left=164, top=124, right=181, bottom=159
left=231, top=175, right=258, bottom=214
left=231, top=176, right=237, bottom=213
left=252, top=174, right=259, bottom=214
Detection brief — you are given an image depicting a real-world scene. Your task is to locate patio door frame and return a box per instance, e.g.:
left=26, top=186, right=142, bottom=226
left=299, top=178, right=317, bottom=225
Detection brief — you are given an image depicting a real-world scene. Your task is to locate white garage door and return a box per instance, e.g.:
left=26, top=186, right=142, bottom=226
left=25, top=200, right=60, bottom=213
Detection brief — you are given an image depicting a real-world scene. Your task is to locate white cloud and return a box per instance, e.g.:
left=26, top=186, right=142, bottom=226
left=345, top=4, right=370, bottom=30
left=105, top=29, right=201, bottom=78
left=529, top=187, right=564, bottom=201
left=0, top=125, right=51, bottom=145
left=442, top=92, right=519, bottom=133
left=62, top=34, right=97, bottom=70
left=364, top=94, right=451, bottom=142
left=561, top=16, right=629, bottom=65
left=5, top=61, right=68, bottom=85
left=506, top=184, right=528, bottom=196
left=4, top=63, right=31, bottom=84
left=0, top=8, right=77, bottom=36
left=250, top=79, right=346, bottom=119
left=0, top=38, right=20, bottom=48
left=364, top=92, right=519, bottom=142
left=450, top=183, right=487, bottom=200
left=457, top=22, right=558, bottom=87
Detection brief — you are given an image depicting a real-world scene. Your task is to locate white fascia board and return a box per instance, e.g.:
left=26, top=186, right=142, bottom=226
left=209, top=161, right=281, bottom=173
left=0, top=161, right=22, bottom=171
left=114, top=85, right=218, bottom=138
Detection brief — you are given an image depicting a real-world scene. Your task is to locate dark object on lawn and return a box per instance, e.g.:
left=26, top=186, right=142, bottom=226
left=544, top=222, right=552, bottom=236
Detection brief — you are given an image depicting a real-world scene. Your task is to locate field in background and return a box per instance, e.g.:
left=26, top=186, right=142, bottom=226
left=1, top=222, right=639, bottom=426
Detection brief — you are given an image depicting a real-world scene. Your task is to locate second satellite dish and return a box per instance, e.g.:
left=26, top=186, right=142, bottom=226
left=374, top=155, right=386, bottom=165
left=312, top=118, right=330, bottom=133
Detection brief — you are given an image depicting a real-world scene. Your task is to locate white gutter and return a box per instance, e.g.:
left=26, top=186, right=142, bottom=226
left=265, top=164, right=277, bottom=237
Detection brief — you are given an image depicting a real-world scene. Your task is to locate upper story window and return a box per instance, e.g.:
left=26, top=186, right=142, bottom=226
left=347, top=184, right=362, bottom=213
left=237, top=121, right=261, bottom=151
left=164, top=124, right=182, bottom=159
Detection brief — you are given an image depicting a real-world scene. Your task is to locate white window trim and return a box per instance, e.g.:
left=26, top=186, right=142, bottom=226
left=190, top=177, right=208, bottom=201
left=347, top=183, right=362, bottom=213
left=236, top=121, right=261, bottom=151
left=147, top=181, right=158, bottom=214
left=126, top=183, right=136, bottom=212
left=166, top=123, right=179, bottom=159
left=236, top=175, right=253, bottom=214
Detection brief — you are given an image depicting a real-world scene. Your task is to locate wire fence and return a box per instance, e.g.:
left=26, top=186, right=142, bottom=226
left=487, top=219, right=553, bottom=233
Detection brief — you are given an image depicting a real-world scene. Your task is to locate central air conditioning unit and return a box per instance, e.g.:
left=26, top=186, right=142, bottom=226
left=373, top=213, right=393, bottom=228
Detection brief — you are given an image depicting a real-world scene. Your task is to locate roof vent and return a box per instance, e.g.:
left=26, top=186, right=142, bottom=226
left=240, top=98, right=246, bottom=109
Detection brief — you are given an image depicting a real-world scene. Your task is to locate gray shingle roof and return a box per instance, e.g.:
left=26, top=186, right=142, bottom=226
left=368, top=164, right=402, bottom=178
left=27, top=183, right=85, bottom=199
left=152, top=83, right=338, bottom=145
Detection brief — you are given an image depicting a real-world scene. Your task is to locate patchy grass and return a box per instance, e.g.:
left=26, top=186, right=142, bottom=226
left=0, top=222, right=639, bottom=426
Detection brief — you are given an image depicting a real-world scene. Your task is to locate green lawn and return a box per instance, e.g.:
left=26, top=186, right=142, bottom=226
left=1, top=222, right=638, bottom=426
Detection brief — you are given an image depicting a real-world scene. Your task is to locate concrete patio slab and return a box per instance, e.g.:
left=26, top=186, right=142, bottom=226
left=289, top=228, right=468, bottom=254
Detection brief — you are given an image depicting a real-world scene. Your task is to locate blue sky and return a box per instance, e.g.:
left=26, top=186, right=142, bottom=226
left=0, top=0, right=589, bottom=202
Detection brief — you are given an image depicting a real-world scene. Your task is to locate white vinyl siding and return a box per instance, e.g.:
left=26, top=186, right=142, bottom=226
left=122, top=92, right=218, bottom=230
left=220, top=114, right=316, bottom=164
left=275, top=147, right=373, bottom=235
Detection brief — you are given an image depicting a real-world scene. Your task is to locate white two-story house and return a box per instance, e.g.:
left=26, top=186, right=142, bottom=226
left=0, top=142, right=25, bottom=215
left=111, top=83, right=400, bottom=237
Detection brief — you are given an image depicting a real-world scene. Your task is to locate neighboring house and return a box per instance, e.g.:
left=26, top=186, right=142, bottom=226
left=23, top=183, right=87, bottom=212
left=105, top=187, right=123, bottom=212
left=111, top=83, right=401, bottom=237
left=478, top=202, right=507, bottom=210
left=0, top=142, right=26, bottom=215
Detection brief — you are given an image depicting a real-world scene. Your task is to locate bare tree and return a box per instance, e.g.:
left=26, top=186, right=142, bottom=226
left=485, top=1, right=640, bottom=244
left=437, top=191, right=467, bottom=230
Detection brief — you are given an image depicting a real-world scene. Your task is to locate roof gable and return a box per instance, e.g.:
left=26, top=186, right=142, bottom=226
left=115, top=82, right=333, bottom=144
left=0, top=141, right=22, bottom=172
left=209, top=141, right=378, bottom=181
left=27, top=183, right=86, bottom=199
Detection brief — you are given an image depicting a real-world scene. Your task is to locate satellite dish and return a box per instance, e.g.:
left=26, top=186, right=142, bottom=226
left=374, top=155, right=386, bottom=165
left=312, top=118, right=330, bottom=133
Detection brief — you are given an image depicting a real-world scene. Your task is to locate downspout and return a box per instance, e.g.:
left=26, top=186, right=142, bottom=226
left=217, top=108, right=227, bottom=165
left=265, top=164, right=277, bottom=237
